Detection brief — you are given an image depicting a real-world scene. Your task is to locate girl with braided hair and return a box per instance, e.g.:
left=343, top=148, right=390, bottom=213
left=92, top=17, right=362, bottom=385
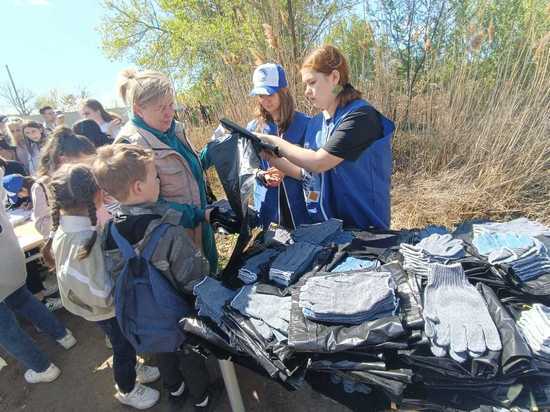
left=41, top=163, right=160, bottom=410
left=32, top=127, right=96, bottom=237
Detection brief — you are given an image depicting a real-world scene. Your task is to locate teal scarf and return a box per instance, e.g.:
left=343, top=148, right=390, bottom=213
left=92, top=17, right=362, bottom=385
left=131, top=115, right=218, bottom=272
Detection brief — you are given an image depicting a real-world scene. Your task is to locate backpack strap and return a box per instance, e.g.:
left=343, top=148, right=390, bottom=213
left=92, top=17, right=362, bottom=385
left=110, top=222, right=137, bottom=260
left=141, top=223, right=171, bottom=261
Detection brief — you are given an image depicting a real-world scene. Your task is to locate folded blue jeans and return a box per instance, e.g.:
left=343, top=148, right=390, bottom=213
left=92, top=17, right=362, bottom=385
left=292, top=218, right=343, bottom=246
left=230, top=284, right=291, bottom=334
left=193, top=277, right=237, bottom=325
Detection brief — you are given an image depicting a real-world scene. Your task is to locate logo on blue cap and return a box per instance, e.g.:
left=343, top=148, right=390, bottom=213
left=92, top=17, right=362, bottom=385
left=250, top=63, right=288, bottom=96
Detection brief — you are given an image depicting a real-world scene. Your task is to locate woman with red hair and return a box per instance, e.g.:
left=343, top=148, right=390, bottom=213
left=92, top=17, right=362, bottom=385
left=256, top=45, right=395, bottom=230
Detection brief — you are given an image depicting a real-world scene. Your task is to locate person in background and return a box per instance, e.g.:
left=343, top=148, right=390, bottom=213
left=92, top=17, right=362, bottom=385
left=0, top=156, right=26, bottom=177
left=39, top=106, right=57, bottom=133
left=247, top=63, right=310, bottom=230
left=73, top=119, right=111, bottom=148
left=21, top=121, right=48, bottom=175
left=41, top=163, right=160, bottom=410
left=2, top=173, right=34, bottom=210
left=55, top=111, right=65, bottom=127
left=80, top=98, right=123, bottom=139
left=6, top=117, right=29, bottom=169
left=2, top=173, right=63, bottom=311
left=0, top=115, right=18, bottom=161
left=255, top=45, right=395, bottom=230
left=0, top=163, right=76, bottom=384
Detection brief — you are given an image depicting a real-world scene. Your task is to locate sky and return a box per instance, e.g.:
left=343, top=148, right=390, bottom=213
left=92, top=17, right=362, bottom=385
left=0, top=0, right=132, bottom=114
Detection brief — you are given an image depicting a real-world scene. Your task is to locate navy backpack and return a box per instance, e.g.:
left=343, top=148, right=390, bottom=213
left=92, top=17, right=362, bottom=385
left=110, top=222, right=190, bottom=353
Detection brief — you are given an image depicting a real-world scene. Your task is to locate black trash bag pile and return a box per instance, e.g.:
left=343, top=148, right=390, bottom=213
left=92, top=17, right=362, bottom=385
left=199, top=125, right=550, bottom=411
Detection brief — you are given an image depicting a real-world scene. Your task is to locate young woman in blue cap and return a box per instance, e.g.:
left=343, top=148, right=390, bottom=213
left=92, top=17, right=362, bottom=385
left=246, top=63, right=310, bottom=229
left=255, top=45, right=395, bottom=230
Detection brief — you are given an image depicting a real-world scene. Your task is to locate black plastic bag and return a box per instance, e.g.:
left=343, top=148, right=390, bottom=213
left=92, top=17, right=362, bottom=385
left=288, top=270, right=406, bottom=353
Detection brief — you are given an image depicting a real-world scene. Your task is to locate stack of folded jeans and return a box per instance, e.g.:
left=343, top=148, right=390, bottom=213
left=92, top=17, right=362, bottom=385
left=238, top=249, right=281, bottom=284
left=472, top=218, right=550, bottom=238
left=331, top=256, right=379, bottom=272
left=400, top=234, right=466, bottom=278
left=422, top=263, right=502, bottom=363
left=230, top=284, right=291, bottom=341
left=473, top=232, right=550, bottom=281
left=193, top=276, right=237, bottom=326
left=292, top=218, right=343, bottom=246
left=269, top=242, right=323, bottom=287
left=298, top=271, right=398, bottom=324
left=517, top=304, right=550, bottom=359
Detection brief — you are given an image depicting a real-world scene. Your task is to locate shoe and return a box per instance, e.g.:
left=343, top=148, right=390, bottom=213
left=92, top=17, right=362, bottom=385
left=57, top=329, right=77, bottom=350
left=194, top=382, right=224, bottom=412
left=105, top=335, right=112, bottom=349
left=115, top=383, right=160, bottom=410
left=170, top=381, right=186, bottom=397
left=135, top=363, right=160, bottom=384
left=43, top=297, right=63, bottom=312
left=24, top=363, right=61, bottom=383
left=42, top=284, right=59, bottom=297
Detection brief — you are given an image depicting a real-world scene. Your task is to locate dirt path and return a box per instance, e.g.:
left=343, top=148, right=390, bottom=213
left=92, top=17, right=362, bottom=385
left=0, top=308, right=350, bottom=412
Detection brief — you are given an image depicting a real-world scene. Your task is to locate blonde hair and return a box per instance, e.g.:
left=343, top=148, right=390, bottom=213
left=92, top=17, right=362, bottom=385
left=93, top=143, right=155, bottom=202
left=6, top=117, right=24, bottom=145
left=117, top=68, right=174, bottom=110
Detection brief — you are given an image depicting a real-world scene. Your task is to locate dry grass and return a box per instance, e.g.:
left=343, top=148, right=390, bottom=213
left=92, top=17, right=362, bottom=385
left=186, top=28, right=550, bottom=243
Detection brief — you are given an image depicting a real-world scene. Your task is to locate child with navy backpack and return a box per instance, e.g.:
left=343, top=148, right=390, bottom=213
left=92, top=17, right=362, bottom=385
left=93, top=144, right=213, bottom=409
left=41, top=163, right=161, bottom=410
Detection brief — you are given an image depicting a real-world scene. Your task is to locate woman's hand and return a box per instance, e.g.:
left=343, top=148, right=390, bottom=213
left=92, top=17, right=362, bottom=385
left=258, top=167, right=284, bottom=187
left=106, top=119, right=121, bottom=136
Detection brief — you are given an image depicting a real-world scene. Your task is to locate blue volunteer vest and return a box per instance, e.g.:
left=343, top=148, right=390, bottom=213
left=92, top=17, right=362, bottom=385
left=302, top=99, right=394, bottom=230
left=248, top=112, right=311, bottom=229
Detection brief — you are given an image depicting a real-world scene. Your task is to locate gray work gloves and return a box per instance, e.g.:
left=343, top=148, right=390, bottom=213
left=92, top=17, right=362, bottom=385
left=423, top=262, right=502, bottom=363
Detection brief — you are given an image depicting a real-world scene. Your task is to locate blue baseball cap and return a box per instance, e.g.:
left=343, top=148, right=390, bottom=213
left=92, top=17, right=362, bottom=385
left=2, top=173, right=24, bottom=204
left=250, top=63, right=288, bottom=96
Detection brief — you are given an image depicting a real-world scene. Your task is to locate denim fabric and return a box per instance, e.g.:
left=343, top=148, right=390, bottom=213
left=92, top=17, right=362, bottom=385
left=0, top=288, right=56, bottom=372
left=269, top=242, right=323, bottom=287
left=517, top=304, right=550, bottom=359
left=473, top=218, right=550, bottom=238
left=238, top=249, right=280, bottom=284
left=330, top=231, right=355, bottom=245
left=193, top=276, right=237, bottom=325
left=331, top=256, right=379, bottom=272
left=96, top=318, right=137, bottom=393
left=292, top=218, right=343, bottom=246
left=230, top=284, right=291, bottom=335
left=298, top=271, right=398, bottom=324
left=4, top=286, right=67, bottom=340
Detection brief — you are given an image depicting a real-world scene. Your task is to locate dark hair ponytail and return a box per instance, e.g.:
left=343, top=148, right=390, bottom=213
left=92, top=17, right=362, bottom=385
left=77, top=196, right=98, bottom=260
left=37, top=127, right=96, bottom=177
left=41, top=202, right=60, bottom=268
left=40, top=163, right=100, bottom=268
